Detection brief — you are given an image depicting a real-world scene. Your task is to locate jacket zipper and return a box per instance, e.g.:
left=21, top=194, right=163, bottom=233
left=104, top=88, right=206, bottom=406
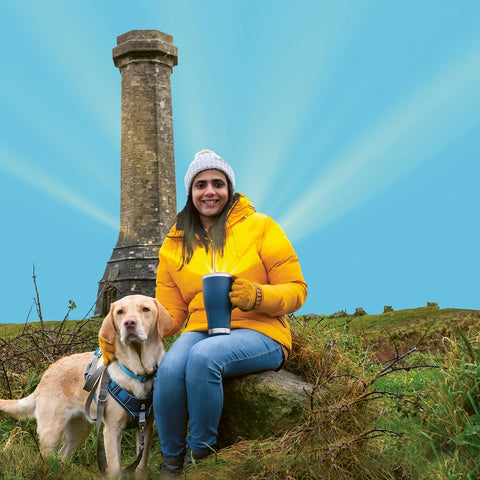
left=211, top=242, right=216, bottom=272
left=204, top=230, right=216, bottom=272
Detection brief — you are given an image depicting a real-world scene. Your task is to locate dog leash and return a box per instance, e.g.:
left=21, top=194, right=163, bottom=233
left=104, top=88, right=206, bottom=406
left=84, top=350, right=107, bottom=424
left=96, top=370, right=110, bottom=476
left=84, top=352, right=106, bottom=397
left=121, top=404, right=148, bottom=477
left=84, top=358, right=109, bottom=476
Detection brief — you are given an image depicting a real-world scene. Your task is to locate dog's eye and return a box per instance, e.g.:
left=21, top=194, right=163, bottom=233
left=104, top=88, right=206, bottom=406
left=142, top=307, right=150, bottom=312
left=117, top=309, right=124, bottom=315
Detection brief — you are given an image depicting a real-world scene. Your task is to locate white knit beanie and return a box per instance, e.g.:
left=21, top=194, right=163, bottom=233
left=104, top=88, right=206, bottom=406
left=184, top=149, right=235, bottom=195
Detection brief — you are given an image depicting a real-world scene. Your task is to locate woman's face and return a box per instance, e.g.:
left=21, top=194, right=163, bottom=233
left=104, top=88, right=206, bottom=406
left=191, top=169, right=229, bottom=229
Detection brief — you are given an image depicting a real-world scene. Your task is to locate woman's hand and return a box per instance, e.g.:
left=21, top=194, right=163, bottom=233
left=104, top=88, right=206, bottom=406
left=229, top=278, right=262, bottom=311
left=99, top=335, right=116, bottom=365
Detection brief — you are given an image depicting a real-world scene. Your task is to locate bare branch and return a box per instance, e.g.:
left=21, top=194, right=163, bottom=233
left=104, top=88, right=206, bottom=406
left=32, top=264, right=43, bottom=327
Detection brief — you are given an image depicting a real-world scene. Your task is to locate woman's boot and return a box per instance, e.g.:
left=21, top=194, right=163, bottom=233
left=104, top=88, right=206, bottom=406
left=183, top=445, right=215, bottom=468
left=159, top=454, right=184, bottom=479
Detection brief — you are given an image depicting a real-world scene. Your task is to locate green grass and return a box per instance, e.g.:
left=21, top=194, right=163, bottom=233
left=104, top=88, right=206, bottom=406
left=1, top=308, right=479, bottom=479
left=0, top=319, right=101, bottom=339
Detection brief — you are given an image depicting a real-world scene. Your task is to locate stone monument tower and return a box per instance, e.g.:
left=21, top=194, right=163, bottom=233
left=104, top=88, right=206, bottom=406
left=95, top=30, right=178, bottom=316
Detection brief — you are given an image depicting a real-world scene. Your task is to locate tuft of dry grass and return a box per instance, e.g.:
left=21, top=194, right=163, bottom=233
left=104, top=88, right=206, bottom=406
left=413, top=332, right=480, bottom=479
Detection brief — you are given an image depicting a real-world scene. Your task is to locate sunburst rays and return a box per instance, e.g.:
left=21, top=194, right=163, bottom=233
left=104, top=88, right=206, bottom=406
left=0, top=144, right=119, bottom=229
left=277, top=37, right=480, bottom=242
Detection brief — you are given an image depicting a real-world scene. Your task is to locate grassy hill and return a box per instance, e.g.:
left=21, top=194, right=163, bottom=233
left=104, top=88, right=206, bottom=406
left=1, top=306, right=479, bottom=479
left=303, top=306, right=479, bottom=359
left=0, top=318, right=100, bottom=339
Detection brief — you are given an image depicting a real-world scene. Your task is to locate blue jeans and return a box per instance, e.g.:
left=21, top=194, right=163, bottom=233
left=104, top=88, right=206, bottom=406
left=153, top=329, right=284, bottom=456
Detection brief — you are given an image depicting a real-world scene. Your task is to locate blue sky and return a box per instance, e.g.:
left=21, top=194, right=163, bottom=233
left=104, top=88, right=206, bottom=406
left=1, top=1, right=479, bottom=323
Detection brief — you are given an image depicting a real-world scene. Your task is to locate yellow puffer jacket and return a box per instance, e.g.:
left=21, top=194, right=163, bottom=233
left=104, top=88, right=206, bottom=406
left=155, top=194, right=307, bottom=353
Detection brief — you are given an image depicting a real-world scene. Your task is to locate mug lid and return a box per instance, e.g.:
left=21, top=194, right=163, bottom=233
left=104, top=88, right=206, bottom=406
left=203, top=272, right=232, bottom=279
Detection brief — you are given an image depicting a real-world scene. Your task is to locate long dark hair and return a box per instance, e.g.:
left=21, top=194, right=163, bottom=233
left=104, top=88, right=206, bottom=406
left=175, top=179, right=239, bottom=268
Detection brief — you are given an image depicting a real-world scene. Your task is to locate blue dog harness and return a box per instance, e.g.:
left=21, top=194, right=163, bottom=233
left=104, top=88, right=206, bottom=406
left=84, top=349, right=154, bottom=427
left=108, top=378, right=153, bottom=426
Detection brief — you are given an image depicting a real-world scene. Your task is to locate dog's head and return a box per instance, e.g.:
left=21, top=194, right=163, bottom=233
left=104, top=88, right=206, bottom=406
left=98, top=295, right=173, bottom=370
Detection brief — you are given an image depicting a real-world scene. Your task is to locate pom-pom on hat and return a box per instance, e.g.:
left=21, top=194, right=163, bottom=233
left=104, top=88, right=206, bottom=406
left=184, top=149, right=235, bottom=195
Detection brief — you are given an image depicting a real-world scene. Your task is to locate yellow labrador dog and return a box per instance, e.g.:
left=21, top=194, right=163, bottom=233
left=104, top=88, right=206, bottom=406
left=0, top=294, right=172, bottom=478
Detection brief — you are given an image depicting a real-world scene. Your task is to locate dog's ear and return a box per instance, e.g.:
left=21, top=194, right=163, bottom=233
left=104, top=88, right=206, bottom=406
left=99, top=301, right=117, bottom=344
left=153, top=298, right=174, bottom=338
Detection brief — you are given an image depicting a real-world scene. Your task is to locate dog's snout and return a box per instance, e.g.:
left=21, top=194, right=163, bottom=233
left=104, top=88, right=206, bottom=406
left=123, top=318, right=137, bottom=329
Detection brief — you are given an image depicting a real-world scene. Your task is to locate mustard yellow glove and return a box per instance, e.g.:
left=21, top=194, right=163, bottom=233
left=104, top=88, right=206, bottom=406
left=229, top=278, right=262, bottom=311
left=98, top=336, right=116, bottom=366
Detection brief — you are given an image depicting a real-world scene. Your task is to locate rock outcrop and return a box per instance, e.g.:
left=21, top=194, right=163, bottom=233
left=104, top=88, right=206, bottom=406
left=218, top=369, right=313, bottom=447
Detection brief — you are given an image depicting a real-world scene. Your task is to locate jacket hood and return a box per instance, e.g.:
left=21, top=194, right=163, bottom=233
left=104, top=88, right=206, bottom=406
left=226, top=194, right=256, bottom=227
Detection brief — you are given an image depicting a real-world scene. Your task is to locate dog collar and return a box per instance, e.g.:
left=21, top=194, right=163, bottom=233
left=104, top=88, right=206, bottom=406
left=117, top=361, right=156, bottom=383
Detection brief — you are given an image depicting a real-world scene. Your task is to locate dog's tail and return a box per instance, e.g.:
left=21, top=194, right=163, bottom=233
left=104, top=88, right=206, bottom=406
left=0, top=392, right=37, bottom=419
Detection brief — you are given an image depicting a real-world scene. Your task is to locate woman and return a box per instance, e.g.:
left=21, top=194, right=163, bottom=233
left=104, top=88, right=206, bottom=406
left=154, top=149, right=307, bottom=478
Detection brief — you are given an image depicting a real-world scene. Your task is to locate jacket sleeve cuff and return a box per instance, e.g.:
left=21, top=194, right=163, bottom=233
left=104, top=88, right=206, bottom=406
left=256, top=284, right=287, bottom=316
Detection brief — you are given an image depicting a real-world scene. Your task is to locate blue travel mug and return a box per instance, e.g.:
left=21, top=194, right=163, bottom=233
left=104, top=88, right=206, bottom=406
left=203, top=273, right=232, bottom=335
